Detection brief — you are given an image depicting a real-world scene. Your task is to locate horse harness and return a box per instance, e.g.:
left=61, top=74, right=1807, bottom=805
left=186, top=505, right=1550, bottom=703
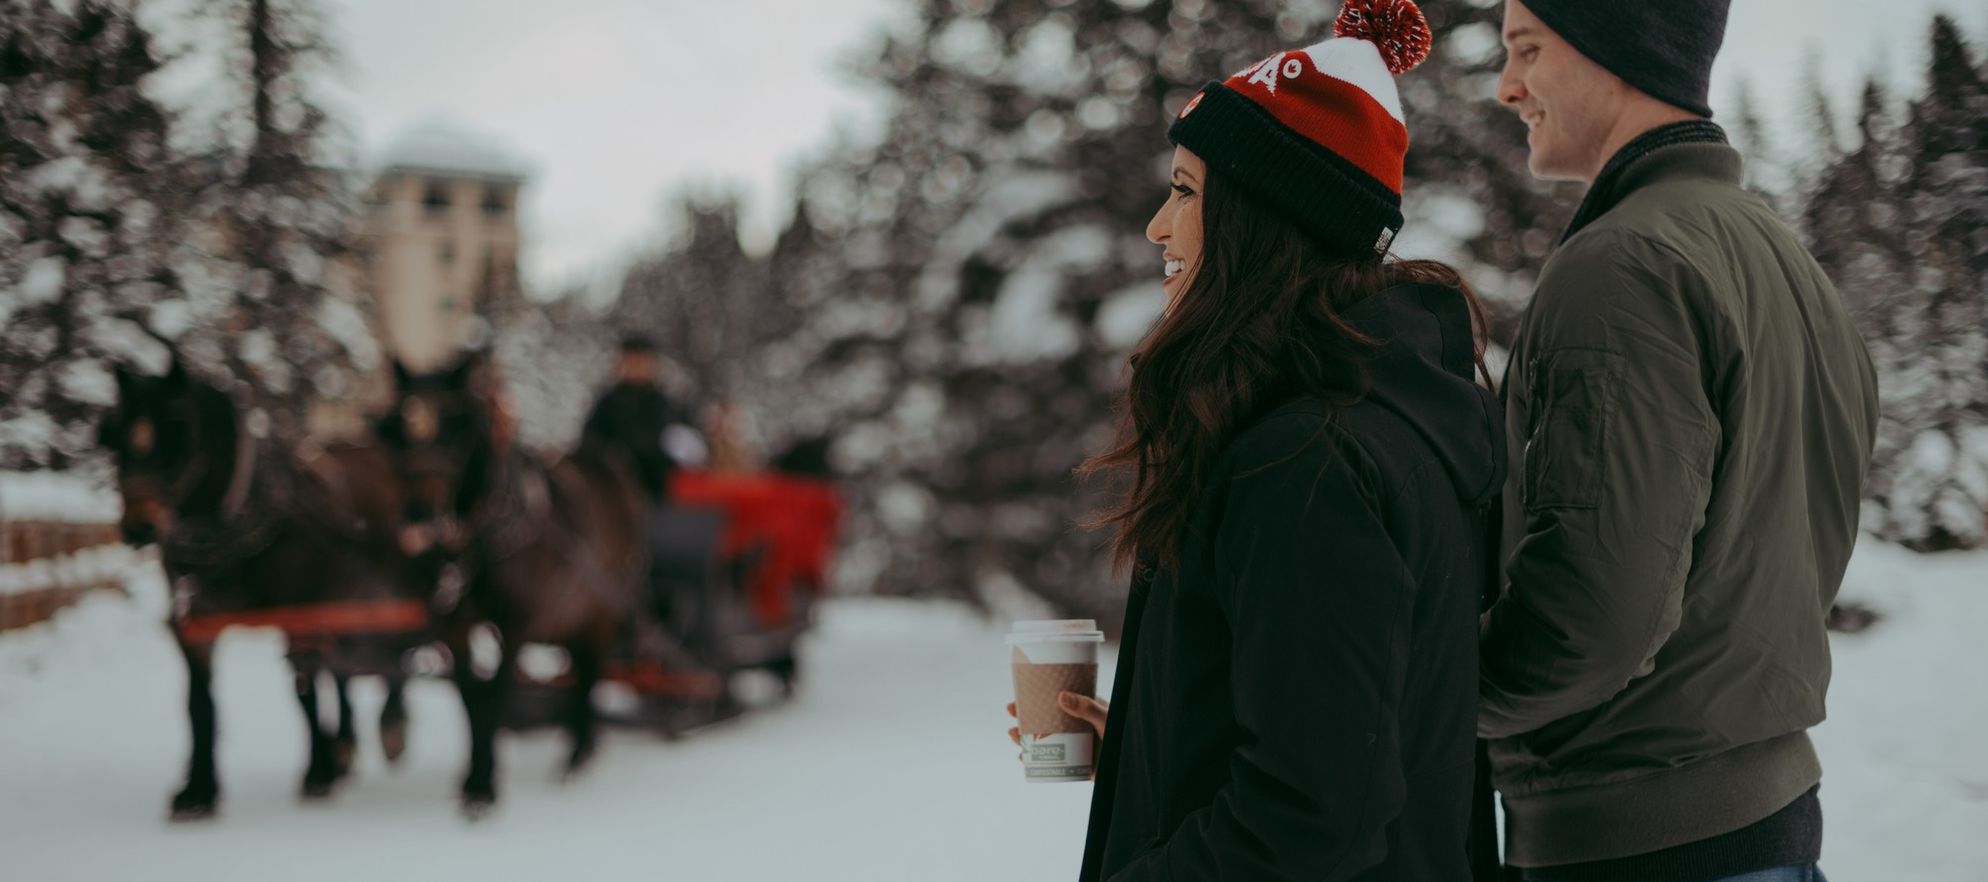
left=163, top=432, right=433, bottom=644
left=465, top=450, right=552, bottom=567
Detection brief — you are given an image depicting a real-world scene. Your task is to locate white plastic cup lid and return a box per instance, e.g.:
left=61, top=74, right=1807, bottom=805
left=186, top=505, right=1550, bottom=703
left=1006, top=619, right=1104, bottom=644
left=1010, top=619, right=1097, bottom=633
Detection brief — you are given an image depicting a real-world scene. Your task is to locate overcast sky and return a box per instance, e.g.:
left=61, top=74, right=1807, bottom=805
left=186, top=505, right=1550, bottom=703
left=310, top=0, right=1987, bottom=293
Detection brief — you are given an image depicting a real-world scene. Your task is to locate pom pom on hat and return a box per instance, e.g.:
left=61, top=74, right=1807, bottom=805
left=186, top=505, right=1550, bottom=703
left=1334, top=0, right=1433, bottom=75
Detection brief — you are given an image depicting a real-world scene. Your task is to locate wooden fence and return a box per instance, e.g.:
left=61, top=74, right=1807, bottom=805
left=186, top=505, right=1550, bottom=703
left=0, top=521, right=129, bottom=632
left=0, top=471, right=130, bottom=632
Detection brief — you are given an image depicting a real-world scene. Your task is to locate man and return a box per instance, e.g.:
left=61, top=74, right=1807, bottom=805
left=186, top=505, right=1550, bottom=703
left=582, top=335, right=694, bottom=502
left=1481, top=1, right=1880, bottom=880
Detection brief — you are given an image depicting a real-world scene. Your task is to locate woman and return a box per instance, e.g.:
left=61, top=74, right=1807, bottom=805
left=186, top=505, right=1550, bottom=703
left=1051, top=3, right=1504, bottom=879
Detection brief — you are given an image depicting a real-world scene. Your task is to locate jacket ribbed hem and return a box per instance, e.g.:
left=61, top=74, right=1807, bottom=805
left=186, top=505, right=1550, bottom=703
left=1504, top=730, right=1822, bottom=867
left=1520, top=786, right=1821, bottom=882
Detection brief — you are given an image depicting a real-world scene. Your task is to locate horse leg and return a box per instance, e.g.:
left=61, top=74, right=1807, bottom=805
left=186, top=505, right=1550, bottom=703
left=771, top=652, right=799, bottom=698
left=563, top=641, right=602, bottom=777
left=170, top=637, right=221, bottom=821
left=380, top=671, right=410, bottom=765
left=454, top=627, right=514, bottom=818
left=296, top=662, right=341, bottom=800
left=331, top=672, right=358, bottom=780
left=451, top=638, right=492, bottom=814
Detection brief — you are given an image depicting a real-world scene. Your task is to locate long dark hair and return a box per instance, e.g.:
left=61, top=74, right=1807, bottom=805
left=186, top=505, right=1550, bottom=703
left=1079, top=164, right=1489, bottom=572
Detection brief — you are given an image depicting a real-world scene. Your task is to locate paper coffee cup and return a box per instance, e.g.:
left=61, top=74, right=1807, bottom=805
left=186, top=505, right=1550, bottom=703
left=1008, top=619, right=1105, bottom=783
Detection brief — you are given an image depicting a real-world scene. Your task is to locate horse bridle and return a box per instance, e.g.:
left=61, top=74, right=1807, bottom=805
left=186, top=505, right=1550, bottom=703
left=397, top=427, right=548, bottom=602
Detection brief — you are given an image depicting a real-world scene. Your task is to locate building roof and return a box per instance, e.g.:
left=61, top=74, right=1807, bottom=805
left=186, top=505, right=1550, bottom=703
left=375, top=118, right=531, bottom=183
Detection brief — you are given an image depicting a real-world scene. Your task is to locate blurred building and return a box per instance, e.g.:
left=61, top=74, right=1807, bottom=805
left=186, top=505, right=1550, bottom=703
left=305, top=122, right=529, bottom=439
left=356, top=120, right=528, bottom=372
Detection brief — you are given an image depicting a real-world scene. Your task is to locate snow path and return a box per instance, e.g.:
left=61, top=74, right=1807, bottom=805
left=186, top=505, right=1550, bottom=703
left=0, top=571, right=1102, bottom=881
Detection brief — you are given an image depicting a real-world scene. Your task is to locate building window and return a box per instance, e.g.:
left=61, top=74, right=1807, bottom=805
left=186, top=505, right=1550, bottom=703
left=423, top=180, right=451, bottom=215
left=482, top=186, right=509, bottom=219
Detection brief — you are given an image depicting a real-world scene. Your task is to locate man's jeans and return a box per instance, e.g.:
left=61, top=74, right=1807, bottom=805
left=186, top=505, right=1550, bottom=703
left=1716, top=866, right=1828, bottom=882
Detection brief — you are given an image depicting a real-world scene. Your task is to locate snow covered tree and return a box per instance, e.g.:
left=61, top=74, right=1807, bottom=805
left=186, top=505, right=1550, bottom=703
left=727, top=0, right=1560, bottom=625
left=1875, top=16, right=1988, bottom=549
left=1803, top=17, right=1988, bottom=550
left=185, top=0, right=372, bottom=441
left=0, top=0, right=191, bottom=470
left=1395, top=0, right=1577, bottom=343
left=733, top=189, right=869, bottom=451
left=744, top=0, right=1330, bottom=622
left=485, top=288, right=614, bottom=453
left=611, top=191, right=765, bottom=403
left=1805, top=77, right=1913, bottom=334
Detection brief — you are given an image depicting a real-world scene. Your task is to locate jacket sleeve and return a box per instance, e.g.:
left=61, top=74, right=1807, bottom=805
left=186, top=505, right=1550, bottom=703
left=1108, top=421, right=1416, bottom=882
left=1479, top=231, right=1722, bottom=740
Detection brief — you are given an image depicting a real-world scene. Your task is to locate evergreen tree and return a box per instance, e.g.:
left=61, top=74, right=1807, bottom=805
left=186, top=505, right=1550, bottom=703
left=739, top=0, right=1554, bottom=622
left=1396, top=0, right=1578, bottom=341
left=1806, top=77, right=1912, bottom=331
left=1878, top=15, right=1988, bottom=549
left=1802, top=17, right=1988, bottom=551
left=612, top=190, right=765, bottom=403
left=0, top=0, right=190, bottom=470
left=488, top=289, right=613, bottom=452
left=463, top=219, right=595, bottom=452
left=189, top=0, right=372, bottom=441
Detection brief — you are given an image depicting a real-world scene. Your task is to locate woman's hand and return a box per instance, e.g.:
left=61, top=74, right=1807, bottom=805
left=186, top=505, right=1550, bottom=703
left=1059, top=692, right=1109, bottom=737
left=1006, top=693, right=1109, bottom=745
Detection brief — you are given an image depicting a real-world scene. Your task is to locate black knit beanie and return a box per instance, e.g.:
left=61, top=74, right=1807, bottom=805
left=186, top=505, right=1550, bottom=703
left=1516, top=0, right=1730, bottom=117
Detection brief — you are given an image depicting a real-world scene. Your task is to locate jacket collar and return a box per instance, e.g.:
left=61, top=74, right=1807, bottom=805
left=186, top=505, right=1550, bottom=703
left=1562, top=120, right=1737, bottom=241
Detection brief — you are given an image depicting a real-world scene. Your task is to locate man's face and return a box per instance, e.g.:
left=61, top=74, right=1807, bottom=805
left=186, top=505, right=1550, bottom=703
left=1497, top=0, right=1628, bottom=182
left=617, top=351, right=658, bottom=384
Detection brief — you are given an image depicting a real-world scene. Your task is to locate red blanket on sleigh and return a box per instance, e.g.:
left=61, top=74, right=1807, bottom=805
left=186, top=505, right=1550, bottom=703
left=670, top=472, right=842, bottom=629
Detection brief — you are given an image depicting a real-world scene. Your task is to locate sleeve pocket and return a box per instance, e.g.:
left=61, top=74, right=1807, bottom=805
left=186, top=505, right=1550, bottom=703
left=1522, top=349, right=1618, bottom=512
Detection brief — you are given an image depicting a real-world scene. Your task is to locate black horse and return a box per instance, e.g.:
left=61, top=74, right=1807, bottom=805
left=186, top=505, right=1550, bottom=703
left=100, top=358, right=433, bottom=820
left=376, top=354, right=654, bottom=817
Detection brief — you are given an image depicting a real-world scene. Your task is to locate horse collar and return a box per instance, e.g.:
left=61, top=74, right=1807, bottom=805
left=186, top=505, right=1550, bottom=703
left=220, top=422, right=257, bottom=520
left=162, top=434, right=282, bottom=573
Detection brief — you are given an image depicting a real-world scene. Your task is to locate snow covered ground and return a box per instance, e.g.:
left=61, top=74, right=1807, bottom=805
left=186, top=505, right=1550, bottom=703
left=1817, top=541, right=1988, bottom=882
left=0, top=565, right=1104, bottom=882
left=1, top=540, right=1983, bottom=881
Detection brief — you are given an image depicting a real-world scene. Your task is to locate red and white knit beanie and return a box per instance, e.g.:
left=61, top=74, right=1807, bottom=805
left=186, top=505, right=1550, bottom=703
left=1168, top=0, right=1433, bottom=257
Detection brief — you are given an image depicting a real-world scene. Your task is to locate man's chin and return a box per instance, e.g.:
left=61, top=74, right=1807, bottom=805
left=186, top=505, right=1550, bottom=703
left=1527, top=152, right=1587, bottom=184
